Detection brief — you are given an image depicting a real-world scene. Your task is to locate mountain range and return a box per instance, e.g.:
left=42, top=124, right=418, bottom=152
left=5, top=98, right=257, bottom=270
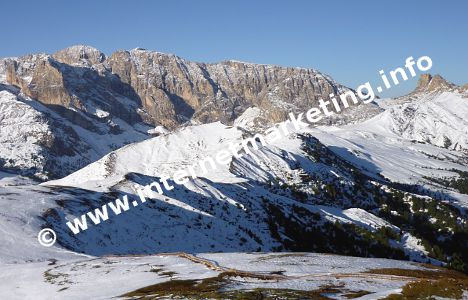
left=1, top=45, right=381, bottom=179
left=0, top=46, right=467, bottom=299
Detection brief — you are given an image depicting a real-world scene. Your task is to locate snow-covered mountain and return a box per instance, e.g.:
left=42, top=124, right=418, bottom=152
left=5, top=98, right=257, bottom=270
left=0, top=85, right=151, bottom=179
left=1, top=47, right=468, bottom=299
left=2, top=83, right=466, bottom=262
left=375, top=74, right=468, bottom=151
left=1, top=45, right=381, bottom=179
left=33, top=89, right=466, bottom=259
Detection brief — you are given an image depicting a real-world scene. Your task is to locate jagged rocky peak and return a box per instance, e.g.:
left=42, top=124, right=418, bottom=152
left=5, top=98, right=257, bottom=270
left=4, top=45, right=382, bottom=132
left=413, top=74, right=456, bottom=94
left=52, top=45, right=106, bottom=66
left=463, top=83, right=468, bottom=91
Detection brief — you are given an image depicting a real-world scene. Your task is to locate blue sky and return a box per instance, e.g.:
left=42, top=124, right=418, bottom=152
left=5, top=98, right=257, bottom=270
left=2, top=0, right=467, bottom=97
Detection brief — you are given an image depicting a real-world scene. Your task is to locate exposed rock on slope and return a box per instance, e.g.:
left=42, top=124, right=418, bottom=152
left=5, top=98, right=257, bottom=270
left=1, top=45, right=382, bottom=179
left=0, top=87, right=150, bottom=179
left=5, top=45, right=379, bottom=131
left=53, top=45, right=106, bottom=66
left=377, top=74, right=468, bottom=151
left=35, top=119, right=468, bottom=269
left=5, top=49, right=145, bottom=127
left=1, top=49, right=152, bottom=179
left=413, top=74, right=457, bottom=94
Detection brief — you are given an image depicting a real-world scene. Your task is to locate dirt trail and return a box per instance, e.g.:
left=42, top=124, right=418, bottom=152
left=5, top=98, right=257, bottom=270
left=154, top=252, right=419, bottom=282
left=104, top=252, right=424, bottom=282
left=157, top=252, right=288, bottom=280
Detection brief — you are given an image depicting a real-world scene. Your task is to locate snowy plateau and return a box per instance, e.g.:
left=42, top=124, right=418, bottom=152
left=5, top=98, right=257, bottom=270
left=0, top=46, right=467, bottom=299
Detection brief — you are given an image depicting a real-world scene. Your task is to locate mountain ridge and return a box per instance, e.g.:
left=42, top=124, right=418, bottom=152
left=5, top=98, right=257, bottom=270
left=0, top=48, right=467, bottom=282
left=4, top=45, right=381, bottom=128
left=413, top=73, right=458, bottom=94
left=0, top=45, right=382, bottom=179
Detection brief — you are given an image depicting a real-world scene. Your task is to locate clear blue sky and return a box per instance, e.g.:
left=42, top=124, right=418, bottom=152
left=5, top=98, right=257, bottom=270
left=2, top=0, right=467, bottom=97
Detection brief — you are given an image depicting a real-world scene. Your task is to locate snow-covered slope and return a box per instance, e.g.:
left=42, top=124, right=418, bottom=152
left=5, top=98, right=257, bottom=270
left=0, top=81, right=466, bottom=262
left=0, top=45, right=383, bottom=180
left=29, top=112, right=465, bottom=265
left=1, top=252, right=440, bottom=300
left=375, top=91, right=468, bottom=151
left=0, top=86, right=151, bottom=179
left=45, top=122, right=245, bottom=190
left=310, top=91, right=468, bottom=207
left=1, top=47, right=468, bottom=298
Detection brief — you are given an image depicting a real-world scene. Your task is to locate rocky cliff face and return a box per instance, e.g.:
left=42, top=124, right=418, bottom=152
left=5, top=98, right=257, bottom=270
left=5, top=45, right=377, bottom=130
left=106, top=48, right=362, bottom=127
left=0, top=47, right=154, bottom=179
left=6, top=49, right=145, bottom=129
left=1, top=45, right=383, bottom=179
left=412, top=74, right=462, bottom=95
left=390, top=74, right=468, bottom=108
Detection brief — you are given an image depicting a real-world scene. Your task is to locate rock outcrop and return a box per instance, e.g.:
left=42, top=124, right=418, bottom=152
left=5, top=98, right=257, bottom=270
left=5, top=45, right=378, bottom=130
left=0, top=45, right=383, bottom=179
left=413, top=74, right=457, bottom=94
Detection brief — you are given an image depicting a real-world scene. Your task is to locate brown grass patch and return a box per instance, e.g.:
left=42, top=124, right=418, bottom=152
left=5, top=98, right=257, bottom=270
left=365, top=268, right=468, bottom=299
left=122, top=273, right=345, bottom=299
